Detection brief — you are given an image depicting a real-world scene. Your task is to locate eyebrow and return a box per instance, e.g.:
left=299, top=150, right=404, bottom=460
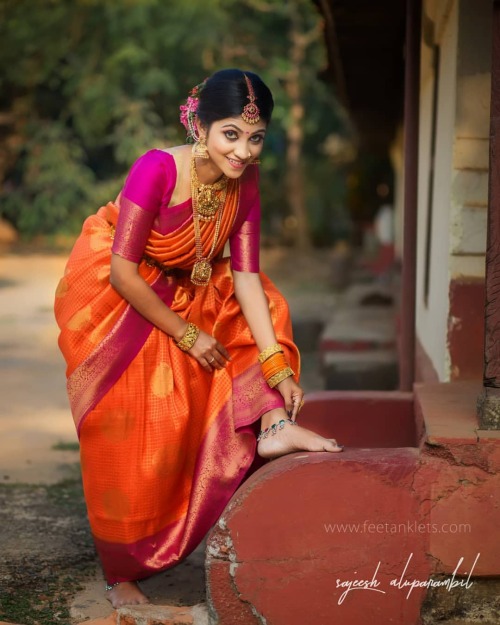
left=221, top=123, right=266, bottom=135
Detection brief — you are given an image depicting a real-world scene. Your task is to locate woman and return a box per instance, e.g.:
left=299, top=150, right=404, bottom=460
left=55, top=68, right=342, bottom=609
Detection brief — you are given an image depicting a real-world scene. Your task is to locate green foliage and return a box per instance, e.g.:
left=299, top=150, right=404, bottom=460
left=0, top=0, right=351, bottom=243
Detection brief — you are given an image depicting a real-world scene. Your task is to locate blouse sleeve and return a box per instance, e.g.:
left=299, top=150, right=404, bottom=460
left=111, top=150, right=168, bottom=263
left=229, top=167, right=261, bottom=273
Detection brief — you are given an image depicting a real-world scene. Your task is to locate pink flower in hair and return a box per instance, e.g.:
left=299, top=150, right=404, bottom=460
left=179, top=95, right=199, bottom=132
left=179, top=80, right=207, bottom=142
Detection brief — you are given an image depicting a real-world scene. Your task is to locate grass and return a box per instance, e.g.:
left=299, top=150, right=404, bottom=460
left=0, top=472, right=97, bottom=625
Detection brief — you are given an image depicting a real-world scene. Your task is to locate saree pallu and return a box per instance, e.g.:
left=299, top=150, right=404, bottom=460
left=55, top=198, right=299, bottom=583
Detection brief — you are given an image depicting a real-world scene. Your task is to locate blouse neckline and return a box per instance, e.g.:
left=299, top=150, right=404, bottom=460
left=154, top=148, right=192, bottom=209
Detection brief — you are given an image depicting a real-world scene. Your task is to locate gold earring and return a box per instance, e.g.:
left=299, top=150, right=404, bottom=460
left=192, top=136, right=209, bottom=159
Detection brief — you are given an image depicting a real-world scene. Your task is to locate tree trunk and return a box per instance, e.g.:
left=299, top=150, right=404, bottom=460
left=284, top=1, right=315, bottom=250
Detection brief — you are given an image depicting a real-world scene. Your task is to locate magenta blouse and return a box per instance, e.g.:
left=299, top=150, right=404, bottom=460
left=111, top=149, right=260, bottom=273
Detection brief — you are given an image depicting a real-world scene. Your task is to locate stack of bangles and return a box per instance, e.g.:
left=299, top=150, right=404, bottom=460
left=258, top=343, right=294, bottom=388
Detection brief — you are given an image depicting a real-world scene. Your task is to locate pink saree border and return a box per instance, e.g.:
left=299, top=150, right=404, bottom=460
left=69, top=273, right=176, bottom=437
left=91, top=364, right=279, bottom=583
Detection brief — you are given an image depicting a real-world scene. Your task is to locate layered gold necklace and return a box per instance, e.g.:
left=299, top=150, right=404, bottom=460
left=190, top=158, right=229, bottom=286
left=190, top=158, right=229, bottom=221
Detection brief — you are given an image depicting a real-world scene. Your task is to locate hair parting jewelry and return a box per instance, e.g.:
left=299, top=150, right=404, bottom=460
left=176, top=322, right=201, bottom=351
left=241, top=74, right=261, bottom=125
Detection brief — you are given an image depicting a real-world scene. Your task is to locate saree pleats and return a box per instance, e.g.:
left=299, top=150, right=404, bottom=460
left=55, top=197, right=299, bottom=583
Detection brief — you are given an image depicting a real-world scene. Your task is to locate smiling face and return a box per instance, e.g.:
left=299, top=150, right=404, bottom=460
left=198, top=117, right=267, bottom=180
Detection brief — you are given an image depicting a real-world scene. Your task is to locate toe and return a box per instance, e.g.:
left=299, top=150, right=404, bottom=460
left=324, top=438, right=344, bottom=452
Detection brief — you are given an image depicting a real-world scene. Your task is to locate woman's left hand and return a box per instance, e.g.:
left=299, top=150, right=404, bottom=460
left=275, top=376, right=304, bottom=421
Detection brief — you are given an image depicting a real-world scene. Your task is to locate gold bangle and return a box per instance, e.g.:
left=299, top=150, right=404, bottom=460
left=267, top=367, right=294, bottom=389
left=258, top=343, right=283, bottom=364
left=176, top=322, right=200, bottom=352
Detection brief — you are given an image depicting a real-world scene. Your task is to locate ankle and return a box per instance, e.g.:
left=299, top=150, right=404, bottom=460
left=257, top=416, right=297, bottom=442
left=260, top=407, right=286, bottom=429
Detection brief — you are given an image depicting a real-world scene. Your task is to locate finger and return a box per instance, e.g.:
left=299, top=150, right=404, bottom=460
left=201, top=357, right=214, bottom=372
left=208, top=354, right=225, bottom=370
left=216, top=343, right=231, bottom=361
left=289, top=395, right=303, bottom=421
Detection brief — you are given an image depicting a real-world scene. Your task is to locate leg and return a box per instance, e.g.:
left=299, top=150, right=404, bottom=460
left=257, top=407, right=343, bottom=459
left=106, top=581, right=149, bottom=608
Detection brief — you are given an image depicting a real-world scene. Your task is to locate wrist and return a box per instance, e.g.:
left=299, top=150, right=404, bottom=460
left=172, top=322, right=189, bottom=344
left=175, top=322, right=200, bottom=352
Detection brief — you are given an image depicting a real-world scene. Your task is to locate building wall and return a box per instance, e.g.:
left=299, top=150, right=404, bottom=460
left=415, top=0, right=457, bottom=381
left=413, top=0, right=491, bottom=382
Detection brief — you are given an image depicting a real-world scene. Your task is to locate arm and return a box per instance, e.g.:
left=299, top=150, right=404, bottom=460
left=233, top=270, right=303, bottom=418
left=110, top=257, right=229, bottom=371
left=110, top=254, right=186, bottom=341
left=110, top=151, right=229, bottom=371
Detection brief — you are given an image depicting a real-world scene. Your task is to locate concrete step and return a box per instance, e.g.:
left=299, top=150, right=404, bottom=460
left=320, top=306, right=396, bottom=354
left=322, top=349, right=399, bottom=391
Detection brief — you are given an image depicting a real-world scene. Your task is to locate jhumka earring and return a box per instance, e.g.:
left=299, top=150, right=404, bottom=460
left=192, top=136, right=209, bottom=159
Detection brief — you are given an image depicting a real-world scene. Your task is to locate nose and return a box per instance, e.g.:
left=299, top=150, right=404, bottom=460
left=233, top=141, right=250, bottom=161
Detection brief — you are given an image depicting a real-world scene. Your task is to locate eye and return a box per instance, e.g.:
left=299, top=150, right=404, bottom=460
left=250, top=134, right=264, bottom=144
left=224, top=130, right=238, bottom=140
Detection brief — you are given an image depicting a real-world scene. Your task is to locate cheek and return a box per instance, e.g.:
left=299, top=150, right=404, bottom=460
left=210, top=138, right=232, bottom=154
left=251, top=142, right=264, bottom=153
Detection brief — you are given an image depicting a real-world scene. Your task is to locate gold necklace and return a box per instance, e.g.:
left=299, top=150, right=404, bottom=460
left=190, top=158, right=229, bottom=221
left=190, top=158, right=228, bottom=286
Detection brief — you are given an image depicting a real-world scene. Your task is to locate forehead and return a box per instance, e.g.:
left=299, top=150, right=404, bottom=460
left=213, top=117, right=267, bottom=133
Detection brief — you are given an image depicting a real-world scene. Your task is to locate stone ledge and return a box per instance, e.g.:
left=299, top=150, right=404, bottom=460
left=73, top=603, right=207, bottom=625
left=415, top=379, right=500, bottom=445
left=0, top=604, right=207, bottom=625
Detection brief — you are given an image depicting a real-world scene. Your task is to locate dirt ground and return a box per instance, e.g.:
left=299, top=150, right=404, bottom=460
left=0, top=248, right=338, bottom=624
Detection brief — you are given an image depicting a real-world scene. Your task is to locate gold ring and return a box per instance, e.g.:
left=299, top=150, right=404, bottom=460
left=209, top=357, right=215, bottom=363
left=298, top=400, right=304, bottom=412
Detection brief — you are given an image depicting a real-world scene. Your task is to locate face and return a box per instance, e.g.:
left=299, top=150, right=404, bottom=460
left=200, top=117, right=267, bottom=179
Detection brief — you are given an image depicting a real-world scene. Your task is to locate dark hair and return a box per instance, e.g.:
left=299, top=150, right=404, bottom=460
left=197, top=69, right=274, bottom=127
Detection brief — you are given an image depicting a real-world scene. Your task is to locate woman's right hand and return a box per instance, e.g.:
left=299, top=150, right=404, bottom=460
left=188, top=329, right=231, bottom=372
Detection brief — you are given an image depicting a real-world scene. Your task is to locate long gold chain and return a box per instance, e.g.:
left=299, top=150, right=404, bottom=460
left=190, top=158, right=228, bottom=286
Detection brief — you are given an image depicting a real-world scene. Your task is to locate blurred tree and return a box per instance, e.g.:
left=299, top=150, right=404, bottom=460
left=211, top=0, right=352, bottom=247
left=0, top=0, right=351, bottom=243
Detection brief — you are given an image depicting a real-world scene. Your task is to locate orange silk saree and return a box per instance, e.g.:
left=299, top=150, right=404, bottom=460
left=55, top=165, right=299, bottom=584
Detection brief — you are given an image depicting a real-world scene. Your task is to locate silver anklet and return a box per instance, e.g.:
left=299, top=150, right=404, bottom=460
left=105, top=581, right=120, bottom=591
left=257, top=417, right=297, bottom=441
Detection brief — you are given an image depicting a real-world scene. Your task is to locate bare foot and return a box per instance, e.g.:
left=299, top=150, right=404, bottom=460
left=257, top=409, right=344, bottom=459
left=105, top=581, right=149, bottom=609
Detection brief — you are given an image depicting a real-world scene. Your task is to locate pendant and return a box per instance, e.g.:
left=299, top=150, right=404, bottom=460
left=191, top=259, right=212, bottom=286
left=197, top=187, right=220, bottom=218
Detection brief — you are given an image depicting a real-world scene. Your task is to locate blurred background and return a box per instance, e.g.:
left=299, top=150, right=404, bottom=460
left=0, top=0, right=371, bottom=249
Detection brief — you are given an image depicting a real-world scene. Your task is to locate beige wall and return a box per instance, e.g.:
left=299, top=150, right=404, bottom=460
left=392, top=0, right=491, bottom=380
left=415, top=0, right=457, bottom=381
left=394, top=0, right=492, bottom=382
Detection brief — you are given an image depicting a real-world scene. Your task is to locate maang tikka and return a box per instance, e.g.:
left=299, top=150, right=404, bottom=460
left=241, top=74, right=261, bottom=125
